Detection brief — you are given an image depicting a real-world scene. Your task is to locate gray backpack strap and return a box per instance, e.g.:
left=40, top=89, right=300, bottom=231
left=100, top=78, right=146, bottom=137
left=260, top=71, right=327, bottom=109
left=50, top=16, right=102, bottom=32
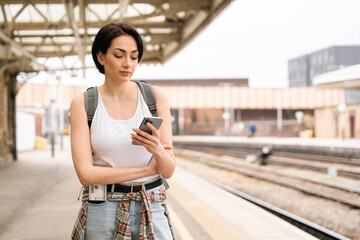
left=136, top=81, right=157, bottom=117
left=136, top=81, right=169, bottom=190
left=84, top=86, right=98, bottom=129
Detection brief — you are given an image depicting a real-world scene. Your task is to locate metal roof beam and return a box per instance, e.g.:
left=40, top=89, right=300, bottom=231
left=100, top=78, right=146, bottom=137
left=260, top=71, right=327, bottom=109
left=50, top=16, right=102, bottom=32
left=63, top=0, right=85, bottom=76
left=79, top=0, right=86, bottom=28
left=87, top=5, right=103, bottom=23
left=162, top=0, right=233, bottom=62
left=4, top=21, right=180, bottom=30
left=0, top=31, right=45, bottom=71
left=0, top=0, right=163, bottom=3
left=0, top=0, right=233, bottom=71
left=118, top=0, right=129, bottom=22
left=79, top=0, right=89, bottom=50
left=30, top=49, right=162, bottom=63
left=0, top=0, right=205, bottom=4
left=17, top=32, right=179, bottom=43
left=11, top=3, right=29, bottom=21
left=1, top=4, right=7, bottom=24
left=32, top=3, right=49, bottom=23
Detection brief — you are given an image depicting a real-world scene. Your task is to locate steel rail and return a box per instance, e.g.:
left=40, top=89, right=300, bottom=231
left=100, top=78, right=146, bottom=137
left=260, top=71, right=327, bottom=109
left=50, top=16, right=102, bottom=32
left=175, top=149, right=360, bottom=208
left=204, top=177, right=352, bottom=240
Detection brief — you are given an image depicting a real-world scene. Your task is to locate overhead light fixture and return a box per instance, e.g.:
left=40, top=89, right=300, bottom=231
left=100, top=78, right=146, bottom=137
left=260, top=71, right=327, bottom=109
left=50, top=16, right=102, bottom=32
left=162, top=3, right=170, bottom=11
left=144, top=35, right=152, bottom=42
left=176, top=11, right=186, bottom=18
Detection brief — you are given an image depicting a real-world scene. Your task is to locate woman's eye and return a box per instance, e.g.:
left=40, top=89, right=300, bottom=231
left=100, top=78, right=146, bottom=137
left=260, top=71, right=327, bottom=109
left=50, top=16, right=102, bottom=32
left=131, top=57, right=138, bottom=60
left=114, top=55, right=122, bottom=58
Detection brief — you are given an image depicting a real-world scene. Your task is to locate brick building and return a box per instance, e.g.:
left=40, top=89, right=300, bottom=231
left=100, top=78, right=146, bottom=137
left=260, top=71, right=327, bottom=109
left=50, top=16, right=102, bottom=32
left=16, top=79, right=344, bottom=140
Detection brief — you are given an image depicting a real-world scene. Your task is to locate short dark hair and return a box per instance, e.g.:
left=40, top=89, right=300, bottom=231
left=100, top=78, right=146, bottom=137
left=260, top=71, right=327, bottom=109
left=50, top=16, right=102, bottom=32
left=91, top=23, right=144, bottom=74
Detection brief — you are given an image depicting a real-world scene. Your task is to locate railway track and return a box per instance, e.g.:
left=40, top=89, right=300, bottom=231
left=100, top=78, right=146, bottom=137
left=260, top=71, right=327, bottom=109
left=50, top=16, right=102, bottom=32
left=205, top=177, right=352, bottom=240
left=175, top=149, right=360, bottom=209
left=173, top=138, right=360, bottom=166
left=178, top=145, right=360, bottom=180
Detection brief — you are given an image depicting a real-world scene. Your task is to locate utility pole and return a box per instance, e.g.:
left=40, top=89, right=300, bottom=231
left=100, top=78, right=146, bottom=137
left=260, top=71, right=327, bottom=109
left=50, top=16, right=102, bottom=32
left=277, top=88, right=283, bottom=138
left=50, top=78, right=56, bottom=158
left=58, top=74, right=64, bottom=151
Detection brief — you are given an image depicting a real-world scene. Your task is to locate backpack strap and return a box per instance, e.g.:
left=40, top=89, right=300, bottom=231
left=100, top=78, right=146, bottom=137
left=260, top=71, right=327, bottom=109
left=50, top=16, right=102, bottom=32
left=84, top=86, right=98, bottom=129
left=136, top=81, right=169, bottom=190
left=84, top=83, right=169, bottom=190
left=136, top=81, right=157, bottom=117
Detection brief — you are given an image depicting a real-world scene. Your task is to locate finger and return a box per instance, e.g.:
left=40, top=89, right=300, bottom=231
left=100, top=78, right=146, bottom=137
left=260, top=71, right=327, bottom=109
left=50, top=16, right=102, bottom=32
left=166, top=151, right=176, bottom=162
left=163, top=144, right=174, bottom=150
left=131, top=133, right=144, bottom=145
left=166, top=150, right=175, bottom=159
left=131, top=133, right=148, bottom=145
left=132, top=127, right=154, bottom=140
left=131, top=133, right=154, bottom=146
left=146, top=123, right=160, bottom=137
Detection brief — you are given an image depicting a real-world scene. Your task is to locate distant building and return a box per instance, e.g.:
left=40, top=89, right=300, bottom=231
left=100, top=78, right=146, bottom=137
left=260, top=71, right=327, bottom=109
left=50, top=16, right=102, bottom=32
left=313, top=64, right=360, bottom=138
left=288, top=46, right=360, bottom=86
left=139, top=78, right=249, bottom=87
left=17, top=82, right=344, bottom=138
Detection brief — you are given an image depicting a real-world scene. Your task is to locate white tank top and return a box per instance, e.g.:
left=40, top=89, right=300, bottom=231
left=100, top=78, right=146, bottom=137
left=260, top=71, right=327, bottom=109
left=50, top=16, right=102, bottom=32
left=90, top=87, right=160, bottom=183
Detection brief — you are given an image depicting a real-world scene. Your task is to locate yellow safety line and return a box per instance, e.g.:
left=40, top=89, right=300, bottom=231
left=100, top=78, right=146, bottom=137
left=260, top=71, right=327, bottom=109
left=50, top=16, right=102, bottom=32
left=168, top=204, right=194, bottom=240
left=168, top=181, right=250, bottom=240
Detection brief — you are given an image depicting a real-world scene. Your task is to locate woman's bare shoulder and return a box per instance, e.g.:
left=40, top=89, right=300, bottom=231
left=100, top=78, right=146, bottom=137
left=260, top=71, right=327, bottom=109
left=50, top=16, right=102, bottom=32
left=152, top=86, right=170, bottom=116
left=71, top=93, right=84, bottom=108
left=153, top=86, right=168, bottom=103
left=70, top=93, right=86, bottom=117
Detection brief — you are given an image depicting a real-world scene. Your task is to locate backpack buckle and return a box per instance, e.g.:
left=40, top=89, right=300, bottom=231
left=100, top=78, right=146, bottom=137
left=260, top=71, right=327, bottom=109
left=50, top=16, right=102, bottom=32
left=149, top=105, right=157, bottom=111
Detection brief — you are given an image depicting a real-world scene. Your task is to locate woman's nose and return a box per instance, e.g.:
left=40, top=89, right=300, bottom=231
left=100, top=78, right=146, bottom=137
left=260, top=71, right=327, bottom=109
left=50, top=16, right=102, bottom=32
left=122, top=56, right=131, bottom=68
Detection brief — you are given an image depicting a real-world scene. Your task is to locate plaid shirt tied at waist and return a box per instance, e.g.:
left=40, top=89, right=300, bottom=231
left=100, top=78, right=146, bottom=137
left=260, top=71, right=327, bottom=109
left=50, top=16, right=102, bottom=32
left=72, top=185, right=175, bottom=240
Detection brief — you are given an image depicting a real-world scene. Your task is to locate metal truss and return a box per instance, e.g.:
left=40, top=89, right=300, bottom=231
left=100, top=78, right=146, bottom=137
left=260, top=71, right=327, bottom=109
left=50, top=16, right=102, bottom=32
left=0, top=0, right=233, bottom=73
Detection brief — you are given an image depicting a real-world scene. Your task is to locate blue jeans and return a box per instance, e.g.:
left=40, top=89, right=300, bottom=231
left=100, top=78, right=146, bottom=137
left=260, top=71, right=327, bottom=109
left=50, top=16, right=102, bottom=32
left=85, top=185, right=173, bottom=240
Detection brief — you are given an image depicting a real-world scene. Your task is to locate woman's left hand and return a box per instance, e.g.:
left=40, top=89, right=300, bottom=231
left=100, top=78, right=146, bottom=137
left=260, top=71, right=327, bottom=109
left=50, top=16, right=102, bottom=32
left=131, top=123, right=163, bottom=154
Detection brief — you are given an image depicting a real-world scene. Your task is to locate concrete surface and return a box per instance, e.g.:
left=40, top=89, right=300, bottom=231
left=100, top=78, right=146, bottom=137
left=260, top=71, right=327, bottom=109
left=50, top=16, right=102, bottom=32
left=0, top=136, right=82, bottom=240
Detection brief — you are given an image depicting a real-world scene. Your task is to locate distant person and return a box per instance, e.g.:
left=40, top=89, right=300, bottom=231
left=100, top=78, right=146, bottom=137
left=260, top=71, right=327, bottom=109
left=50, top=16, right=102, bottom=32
left=259, top=146, right=272, bottom=165
left=249, top=124, right=257, bottom=137
left=70, top=23, right=175, bottom=239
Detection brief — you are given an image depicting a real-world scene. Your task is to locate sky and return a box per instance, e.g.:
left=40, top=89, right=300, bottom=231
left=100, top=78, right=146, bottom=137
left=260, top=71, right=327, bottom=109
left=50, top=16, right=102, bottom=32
left=30, top=0, right=360, bottom=88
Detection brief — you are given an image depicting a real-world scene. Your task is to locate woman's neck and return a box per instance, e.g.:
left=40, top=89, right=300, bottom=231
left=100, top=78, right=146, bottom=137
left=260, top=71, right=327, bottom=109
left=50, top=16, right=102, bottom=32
left=101, top=79, right=136, bottom=100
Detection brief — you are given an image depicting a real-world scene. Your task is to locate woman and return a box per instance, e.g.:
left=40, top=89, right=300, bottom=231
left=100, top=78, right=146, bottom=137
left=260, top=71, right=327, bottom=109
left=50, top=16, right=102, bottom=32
left=70, top=23, right=176, bottom=240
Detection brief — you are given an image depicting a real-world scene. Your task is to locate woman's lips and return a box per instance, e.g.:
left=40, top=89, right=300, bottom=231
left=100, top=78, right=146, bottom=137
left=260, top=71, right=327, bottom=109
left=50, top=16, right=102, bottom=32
left=120, top=71, right=131, bottom=76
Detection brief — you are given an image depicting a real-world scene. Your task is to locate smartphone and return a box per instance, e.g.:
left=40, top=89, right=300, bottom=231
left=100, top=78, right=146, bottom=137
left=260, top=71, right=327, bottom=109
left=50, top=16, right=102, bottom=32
left=132, top=116, right=163, bottom=145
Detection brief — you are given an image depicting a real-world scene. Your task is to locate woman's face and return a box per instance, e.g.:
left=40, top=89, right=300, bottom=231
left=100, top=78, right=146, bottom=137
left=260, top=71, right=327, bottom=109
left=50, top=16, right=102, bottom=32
left=98, top=35, right=139, bottom=82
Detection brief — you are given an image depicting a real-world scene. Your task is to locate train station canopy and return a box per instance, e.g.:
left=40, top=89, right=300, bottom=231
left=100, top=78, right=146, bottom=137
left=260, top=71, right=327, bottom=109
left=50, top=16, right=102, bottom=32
left=0, top=0, right=233, bottom=73
left=313, top=64, right=360, bottom=89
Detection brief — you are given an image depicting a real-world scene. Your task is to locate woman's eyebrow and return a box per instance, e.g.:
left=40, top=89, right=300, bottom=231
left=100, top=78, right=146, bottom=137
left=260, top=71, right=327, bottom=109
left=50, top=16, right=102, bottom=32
left=113, top=48, right=139, bottom=53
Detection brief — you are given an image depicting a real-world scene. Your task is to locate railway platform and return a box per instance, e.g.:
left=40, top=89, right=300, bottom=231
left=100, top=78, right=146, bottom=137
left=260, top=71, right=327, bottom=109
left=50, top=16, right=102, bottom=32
left=173, top=135, right=360, bottom=149
left=0, top=136, right=323, bottom=240
left=173, top=135, right=360, bottom=160
left=167, top=168, right=318, bottom=240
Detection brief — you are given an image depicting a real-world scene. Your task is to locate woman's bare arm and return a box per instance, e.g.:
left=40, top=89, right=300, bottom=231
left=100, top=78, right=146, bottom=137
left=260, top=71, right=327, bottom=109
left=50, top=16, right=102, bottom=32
left=131, top=87, right=176, bottom=178
left=70, top=93, right=156, bottom=186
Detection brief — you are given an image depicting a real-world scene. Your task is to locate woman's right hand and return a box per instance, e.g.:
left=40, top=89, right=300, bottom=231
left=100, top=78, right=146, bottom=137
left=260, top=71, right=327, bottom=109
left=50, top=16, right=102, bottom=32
left=146, top=158, right=157, bottom=176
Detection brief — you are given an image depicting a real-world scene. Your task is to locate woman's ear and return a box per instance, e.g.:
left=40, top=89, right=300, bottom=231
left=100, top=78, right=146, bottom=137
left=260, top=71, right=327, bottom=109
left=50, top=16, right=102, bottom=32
left=97, top=52, right=104, bottom=65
